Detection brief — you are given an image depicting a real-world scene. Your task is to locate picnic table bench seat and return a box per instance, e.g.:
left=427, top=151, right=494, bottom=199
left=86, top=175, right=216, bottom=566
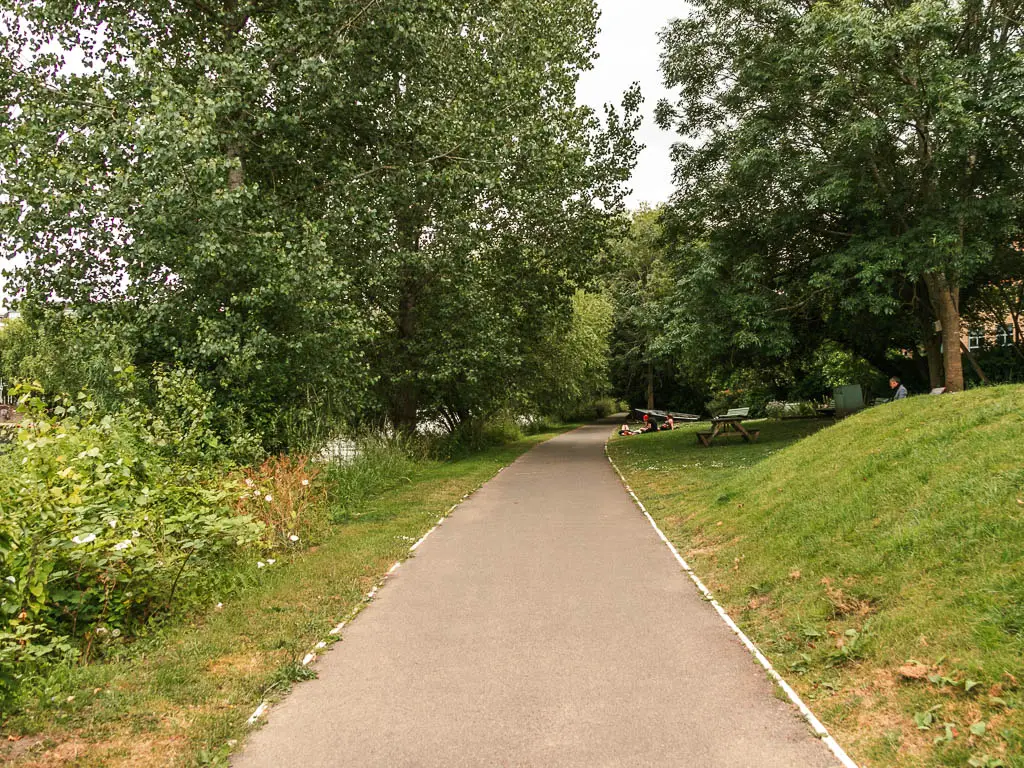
left=698, top=407, right=758, bottom=447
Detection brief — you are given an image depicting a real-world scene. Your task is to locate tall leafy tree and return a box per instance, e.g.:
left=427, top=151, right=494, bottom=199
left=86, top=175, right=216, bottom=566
left=657, top=0, right=1024, bottom=392
left=605, top=207, right=674, bottom=409
left=342, top=1, right=640, bottom=431
left=1, top=0, right=640, bottom=442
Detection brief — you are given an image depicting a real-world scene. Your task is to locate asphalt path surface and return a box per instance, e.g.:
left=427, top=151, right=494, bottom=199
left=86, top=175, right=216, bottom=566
left=234, top=423, right=840, bottom=767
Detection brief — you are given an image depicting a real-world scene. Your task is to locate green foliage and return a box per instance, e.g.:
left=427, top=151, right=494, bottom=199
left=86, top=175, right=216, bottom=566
left=321, top=437, right=421, bottom=521
left=807, top=341, right=889, bottom=399
left=0, top=382, right=263, bottom=704
left=968, top=345, right=1024, bottom=386
left=656, top=0, right=1024, bottom=393
left=0, top=0, right=640, bottom=447
left=605, top=207, right=679, bottom=407
left=0, top=315, right=135, bottom=410
left=764, top=400, right=817, bottom=419
left=429, top=413, right=528, bottom=458
left=705, top=370, right=778, bottom=418
left=528, top=290, right=616, bottom=421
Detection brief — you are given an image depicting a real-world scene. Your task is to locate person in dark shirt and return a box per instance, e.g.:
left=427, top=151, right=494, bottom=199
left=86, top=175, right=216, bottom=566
left=889, top=376, right=908, bottom=401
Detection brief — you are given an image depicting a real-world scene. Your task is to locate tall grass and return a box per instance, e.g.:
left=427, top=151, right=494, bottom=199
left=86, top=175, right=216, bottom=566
left=320, top=436, right=421, bottom=521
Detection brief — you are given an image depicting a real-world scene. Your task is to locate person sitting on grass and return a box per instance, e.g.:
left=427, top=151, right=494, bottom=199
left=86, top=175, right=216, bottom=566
left=619, top=423, right=637, bottom=436
left=659, top=416, right=675, bottom=431
left=889, top=376, right=908, bottom=401
left=639, top=419, right=658, bottom=434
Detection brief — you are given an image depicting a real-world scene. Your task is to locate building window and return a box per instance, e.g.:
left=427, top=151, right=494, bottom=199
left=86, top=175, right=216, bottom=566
left=996, top=324, right=1013, bottom=347
left=968, top=328, right=985, bottom=351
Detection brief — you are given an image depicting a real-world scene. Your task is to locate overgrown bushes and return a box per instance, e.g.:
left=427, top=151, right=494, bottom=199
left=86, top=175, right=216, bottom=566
left=0, top=360, right=570, bottom=709
left=0, top=383, right=266, bottom=701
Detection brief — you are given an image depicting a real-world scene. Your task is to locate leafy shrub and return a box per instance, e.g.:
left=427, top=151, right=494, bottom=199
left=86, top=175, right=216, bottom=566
left=764, top=400, right=817, bottom=419
left=0, top=314, right=135, bottom=413
left=118, top=365, right=264, bottom=466
left=0, top=384, right=263, bottom=702
left=706, top=386, right=771, bottom=418
left=968, top=345, right=1024, bottom=385
left=809, top=341, right=887, bottom=398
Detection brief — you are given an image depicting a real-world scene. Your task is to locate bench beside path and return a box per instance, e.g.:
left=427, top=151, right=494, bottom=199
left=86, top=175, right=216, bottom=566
left=233, top=423, right=840, bottom=768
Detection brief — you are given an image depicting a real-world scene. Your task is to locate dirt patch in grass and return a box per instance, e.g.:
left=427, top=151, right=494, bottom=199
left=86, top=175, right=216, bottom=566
left=821, top=582, right=876, bottom=618
left=14, top=732, right=188, bottom=768
left=849, top=670, right=934, bottom=763
left=205, top=652, right=272, bottom=678
left=0, top=734, right=49, bottom=764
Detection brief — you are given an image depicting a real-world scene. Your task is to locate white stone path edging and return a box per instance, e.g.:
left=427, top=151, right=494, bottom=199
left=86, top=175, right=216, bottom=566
left=604, top=446, right=860, bottom=768
left=246, top=468, right=506, bottom=726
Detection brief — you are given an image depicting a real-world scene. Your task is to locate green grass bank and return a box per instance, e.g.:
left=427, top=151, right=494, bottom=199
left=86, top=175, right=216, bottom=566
left=609, top=386, right=1024, bottom=768
left=0, top=427, right=570, bottom=767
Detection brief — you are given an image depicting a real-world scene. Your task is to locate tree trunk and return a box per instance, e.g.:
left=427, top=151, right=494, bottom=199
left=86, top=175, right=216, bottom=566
left=959, top=341, right=990, bottom=385
left=646, top=363, right=654, bottom=409
left=924, top=332, right=944, bottom=389
left=389, top=285, right=419, bottom=435
left=390, top=382, right=419, bottom=436
left=227, top=143, right=244, bottom=190
left=924, top=272, right=965, bottom=392
left=388, top=207, right=426, bottom=435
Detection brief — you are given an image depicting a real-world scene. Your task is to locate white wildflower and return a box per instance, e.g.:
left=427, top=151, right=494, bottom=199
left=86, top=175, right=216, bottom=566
left=215, top=602, right=224, bottom=610
left=72, top=533, right=97, bottom=545
left=257, top=561, right=266, bottom=568
left=301, top=479, right=309, bottom=487
left=94, top=626, right=109, bottom=635
left=267, top=558, right=276, bottom=565
left=5, top=576, right=15, bottom=584
left=264, top=494, right=273, bottom=502
left=131, top=530, right=141, bottom=538
left=288, top=534, right=299, bottom=542
left=244, top=478, right=254, bottom=487
left=108, top=519, right=117, bottom=528
left=112, top=539, right=133, bottom=551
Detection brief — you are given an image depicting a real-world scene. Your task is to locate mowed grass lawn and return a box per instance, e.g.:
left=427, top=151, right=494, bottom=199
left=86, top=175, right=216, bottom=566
left=609, top=386, right=1024, bottom=768
left=0, top=429, right=570, bottom=768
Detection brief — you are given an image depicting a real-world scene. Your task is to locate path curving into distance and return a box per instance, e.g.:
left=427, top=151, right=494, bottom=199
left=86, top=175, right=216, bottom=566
left=233, top=423, right=842, bottom=768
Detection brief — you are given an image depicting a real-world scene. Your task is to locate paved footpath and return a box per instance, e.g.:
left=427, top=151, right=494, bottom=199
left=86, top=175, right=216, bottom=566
left=234, top=424, right=840, bottom=767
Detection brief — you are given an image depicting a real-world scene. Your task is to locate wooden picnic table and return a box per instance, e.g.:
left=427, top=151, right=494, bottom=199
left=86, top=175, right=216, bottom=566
left=696, top=408, right=760, bottom=447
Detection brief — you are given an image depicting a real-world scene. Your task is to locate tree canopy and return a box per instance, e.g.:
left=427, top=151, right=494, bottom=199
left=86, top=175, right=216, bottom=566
left=0, top=0, right=640, bottom=445
left=655, top=0, right=1024, bottom=394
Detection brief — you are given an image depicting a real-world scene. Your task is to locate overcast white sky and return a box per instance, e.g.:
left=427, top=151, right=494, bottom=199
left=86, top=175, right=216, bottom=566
left=577, top=0, right=683, bottom=210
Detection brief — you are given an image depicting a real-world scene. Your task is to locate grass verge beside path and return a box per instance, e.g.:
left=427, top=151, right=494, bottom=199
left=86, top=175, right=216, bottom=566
left=0, top=427, right=572, bottom=767
left=608, top=387, right=1024, bottom=768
